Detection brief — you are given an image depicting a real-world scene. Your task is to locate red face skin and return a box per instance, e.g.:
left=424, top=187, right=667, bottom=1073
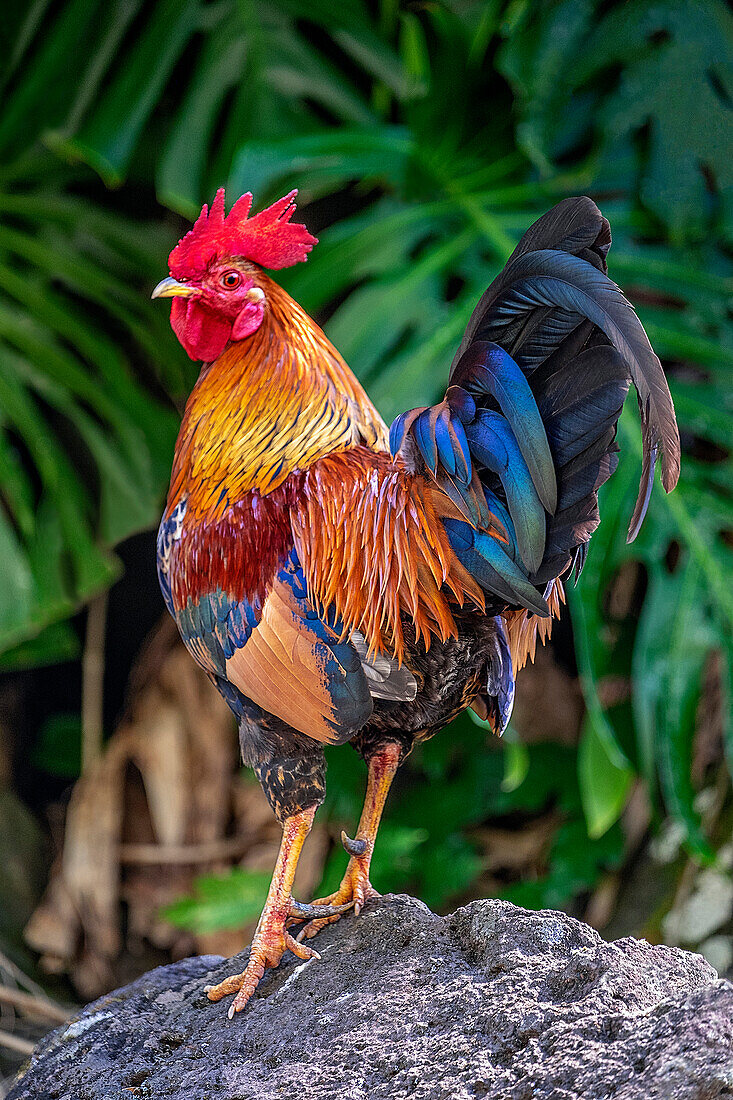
left=170, top=262, right=266, bottom=361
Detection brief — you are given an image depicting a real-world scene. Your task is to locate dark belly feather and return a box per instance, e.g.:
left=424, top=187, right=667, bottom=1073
left=352, top=611, right=498, bottom=757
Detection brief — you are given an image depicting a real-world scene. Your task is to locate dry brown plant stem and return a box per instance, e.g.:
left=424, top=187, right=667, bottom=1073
left=0, top=1030, right=35, bottom=1056
left=81, top=592, right=108, bottom=771
left=119, top=836, right=249, bottom=865
left=0, top=987, right=70, bottom=1024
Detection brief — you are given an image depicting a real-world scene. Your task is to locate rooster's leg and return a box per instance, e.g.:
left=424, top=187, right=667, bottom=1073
left=296, top=741, right=401, bottom=942
left=204, top=805, right=352, bottom=1016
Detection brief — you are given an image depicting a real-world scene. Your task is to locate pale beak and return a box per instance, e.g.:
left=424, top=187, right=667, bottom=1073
left=151, top=276, right=200, bottom=300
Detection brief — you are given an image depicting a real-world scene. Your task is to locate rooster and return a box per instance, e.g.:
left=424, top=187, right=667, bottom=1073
left=152, top=190, right=679, bottom=1015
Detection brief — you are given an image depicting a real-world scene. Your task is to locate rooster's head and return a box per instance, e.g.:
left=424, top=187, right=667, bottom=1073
left=152, top=188, right=317, bottom=361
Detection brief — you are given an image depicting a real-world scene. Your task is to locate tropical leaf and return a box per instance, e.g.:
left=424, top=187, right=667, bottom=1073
left=162, top=867, right=272, bottom=933
left=570, top=380, right=732, bottom=849
left=499, top=0, right=733, bottom=241
left=0, top=167, right=183, bottom=656
left=587, top=0, right=733, bottom=241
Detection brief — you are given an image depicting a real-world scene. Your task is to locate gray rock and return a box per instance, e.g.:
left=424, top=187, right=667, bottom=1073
left=9, top=895, right=733, bottom=1100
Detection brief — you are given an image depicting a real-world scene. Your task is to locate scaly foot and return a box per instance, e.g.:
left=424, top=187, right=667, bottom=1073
left=205, top=896, right=353, bottom=1016
left=296, top=742, right=401, bottom=943
left=203, top=807, right=353, bottom=1016
left=296, top=831, right=378, bottom=942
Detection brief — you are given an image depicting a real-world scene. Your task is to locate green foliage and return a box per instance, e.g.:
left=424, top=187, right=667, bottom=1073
left=163, top=867, right=272, bottom=933
left=0, top=619, right=79, bottom=672
left=0, top=172, right=184, bottom=656
left=2, top=0, right=731, bottom=924
left=500, top=729, right=530, bottom=794
left=499, top=0, right=733, bottom=240
left=571, top=395, right=732, bottom=856
left=31, top=712, right=82, bottom=778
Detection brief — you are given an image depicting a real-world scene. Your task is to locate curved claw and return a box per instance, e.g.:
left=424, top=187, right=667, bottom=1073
left=341, top=830, right=368, bottom=858
left=288, top=897, right=356, bottom=920
left=295, top=880, right=379, bottom=943
left=203, top=930, right=322, bottom=1017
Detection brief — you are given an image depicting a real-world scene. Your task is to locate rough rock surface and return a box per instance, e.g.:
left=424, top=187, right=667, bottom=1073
left=10, top=895, right=733, bottom=1100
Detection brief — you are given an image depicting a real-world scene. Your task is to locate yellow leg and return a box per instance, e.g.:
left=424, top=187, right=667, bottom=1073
left=204, top=805, right=351, bottom=1016
left=297, top=741, right=401, bottom=941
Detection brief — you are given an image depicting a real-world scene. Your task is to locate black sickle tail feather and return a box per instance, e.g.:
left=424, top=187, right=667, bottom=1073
left=392, top=196, right=680, bottom=614
left=525, top=331, right=631, bottom=585
left=451, top=196, right=680, bottom=544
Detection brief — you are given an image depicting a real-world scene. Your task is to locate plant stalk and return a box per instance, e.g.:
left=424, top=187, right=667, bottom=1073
left=81, top=591, right=108, bottom=772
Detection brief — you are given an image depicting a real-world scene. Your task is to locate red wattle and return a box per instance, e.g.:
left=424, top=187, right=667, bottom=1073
left=171, top=298, right=232, bottom=362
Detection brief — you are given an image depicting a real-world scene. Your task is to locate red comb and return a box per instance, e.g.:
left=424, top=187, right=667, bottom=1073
left=169, top=188, right=318, bottom=277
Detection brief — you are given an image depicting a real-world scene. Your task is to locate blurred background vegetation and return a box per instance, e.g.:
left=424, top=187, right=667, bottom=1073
left=0, top=0, right=732, bottom=1081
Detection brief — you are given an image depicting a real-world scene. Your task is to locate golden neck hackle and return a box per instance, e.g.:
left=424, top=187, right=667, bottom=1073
left=167, top=276, right=388, bottom=520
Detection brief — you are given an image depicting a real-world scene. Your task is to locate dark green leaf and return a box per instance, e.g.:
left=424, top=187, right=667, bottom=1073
left=162, top=868, right=272, bottom=933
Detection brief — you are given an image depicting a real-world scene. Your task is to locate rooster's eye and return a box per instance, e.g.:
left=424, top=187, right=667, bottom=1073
left=221, top=271, right=241, bottom=289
